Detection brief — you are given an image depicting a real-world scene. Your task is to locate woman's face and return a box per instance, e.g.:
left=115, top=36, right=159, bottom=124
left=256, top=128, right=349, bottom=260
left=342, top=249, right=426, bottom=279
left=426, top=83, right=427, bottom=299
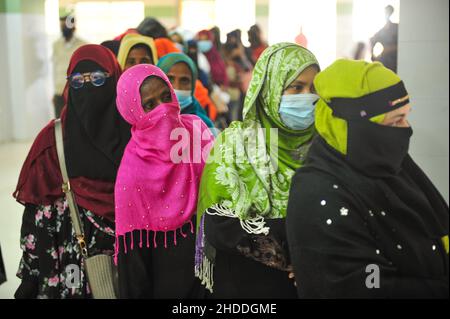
left=170, top=34, right=183, bottom=45
left=167, top=62, right=193, bottom=91
left=139, top=77, right=172, bottom=113
left=283, top=65, right=319, bottom=95
left=198, top=34, right=209, bottom=41
left=380, top=103, right=412, bottom=127
left=69, top=60, right=112, bottom=107
left=125, top=46, right=153, bottom=70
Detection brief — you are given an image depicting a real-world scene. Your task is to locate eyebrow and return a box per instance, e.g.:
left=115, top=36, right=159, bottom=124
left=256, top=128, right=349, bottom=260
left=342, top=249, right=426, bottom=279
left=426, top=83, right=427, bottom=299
left=288, top=80, right=307, bottom=86
left=388, top=114, right=407, bottom=123
left=167, top=72, right=192, bottom=78
left=142, top=88, right=171, bottom=103
left=142, top=96, right=154, bottom=105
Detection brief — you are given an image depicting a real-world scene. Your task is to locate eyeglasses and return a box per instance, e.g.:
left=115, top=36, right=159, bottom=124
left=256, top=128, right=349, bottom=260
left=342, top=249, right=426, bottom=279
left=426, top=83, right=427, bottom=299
left=67, top=71, right=111, bottom=89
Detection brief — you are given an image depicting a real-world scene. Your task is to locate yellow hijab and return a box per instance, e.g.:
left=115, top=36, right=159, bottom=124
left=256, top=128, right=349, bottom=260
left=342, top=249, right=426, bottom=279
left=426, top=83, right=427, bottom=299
left=314, top=59, right=402, bottom=155
left=116, top=33, right=158, bottom=70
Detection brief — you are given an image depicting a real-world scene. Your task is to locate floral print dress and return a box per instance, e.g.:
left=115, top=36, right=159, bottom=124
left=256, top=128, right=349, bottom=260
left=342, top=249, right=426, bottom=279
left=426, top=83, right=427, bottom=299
left=15, top=197, right=115, bottom=299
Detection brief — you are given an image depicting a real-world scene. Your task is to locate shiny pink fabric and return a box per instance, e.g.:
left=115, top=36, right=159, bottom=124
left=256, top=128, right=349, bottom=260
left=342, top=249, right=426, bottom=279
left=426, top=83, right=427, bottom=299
left=114, top=64, right=214, bottom=249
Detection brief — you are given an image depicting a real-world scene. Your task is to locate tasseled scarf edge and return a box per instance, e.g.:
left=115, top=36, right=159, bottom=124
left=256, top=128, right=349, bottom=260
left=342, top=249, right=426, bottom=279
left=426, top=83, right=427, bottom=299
left=194, top=203, right=271, bottom=294
left=206, top=203, right=270, bottom=235
left=195, top=255, right=214, bottom=293
left=114, top=219, right=195, bottom=265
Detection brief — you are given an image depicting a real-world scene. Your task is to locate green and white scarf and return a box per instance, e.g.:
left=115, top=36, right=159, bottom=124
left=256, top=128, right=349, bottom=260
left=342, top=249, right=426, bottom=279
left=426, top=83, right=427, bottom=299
left=195, top=43, right=319, bottom=292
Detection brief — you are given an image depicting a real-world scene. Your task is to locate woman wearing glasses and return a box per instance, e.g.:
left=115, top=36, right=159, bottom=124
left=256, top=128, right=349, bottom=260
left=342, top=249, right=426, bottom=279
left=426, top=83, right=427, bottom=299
left=13, top=44, right=130, bottom=299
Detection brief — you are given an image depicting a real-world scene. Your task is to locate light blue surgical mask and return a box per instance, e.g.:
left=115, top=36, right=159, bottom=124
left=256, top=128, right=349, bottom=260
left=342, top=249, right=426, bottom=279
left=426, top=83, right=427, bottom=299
left=278, top=93, right=319, bottom=130
left=197, top=40, right=213, bottom=53
left=174, top=89, right=193, bottom=110
left=175, top=42, right=185, bottom=53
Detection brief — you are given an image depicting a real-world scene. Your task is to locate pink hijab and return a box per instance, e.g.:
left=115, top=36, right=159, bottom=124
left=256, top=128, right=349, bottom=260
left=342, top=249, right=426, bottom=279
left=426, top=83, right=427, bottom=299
left=114, top=64, right=214, bottom=259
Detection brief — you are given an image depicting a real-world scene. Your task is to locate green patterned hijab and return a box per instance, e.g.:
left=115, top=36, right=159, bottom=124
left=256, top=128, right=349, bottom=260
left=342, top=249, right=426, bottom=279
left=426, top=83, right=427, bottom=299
left=195, top=43, right=319, bottom=292
left=197, top=43, right=319, bottom=231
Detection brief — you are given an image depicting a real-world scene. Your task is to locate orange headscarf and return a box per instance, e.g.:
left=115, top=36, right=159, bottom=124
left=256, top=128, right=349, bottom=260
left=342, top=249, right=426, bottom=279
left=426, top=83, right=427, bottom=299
left=195, top=80, right=217, bottom=121
left=154, top=38, right=181, bottom=57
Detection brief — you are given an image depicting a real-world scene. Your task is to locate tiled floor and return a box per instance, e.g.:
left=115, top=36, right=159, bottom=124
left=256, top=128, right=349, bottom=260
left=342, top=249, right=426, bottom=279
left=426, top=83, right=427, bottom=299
left=0, top=141, right=32, bottom=299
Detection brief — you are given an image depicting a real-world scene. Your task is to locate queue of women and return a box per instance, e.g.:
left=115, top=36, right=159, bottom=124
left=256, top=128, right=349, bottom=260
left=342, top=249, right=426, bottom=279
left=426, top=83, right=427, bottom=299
left=12, top=21, right=448, bottom=299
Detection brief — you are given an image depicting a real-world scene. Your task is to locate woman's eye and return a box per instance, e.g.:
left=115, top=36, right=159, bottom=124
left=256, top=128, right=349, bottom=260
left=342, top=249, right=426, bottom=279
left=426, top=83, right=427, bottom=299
left=181, top=78, right=191, bottom=85
left=290, top=85, right=303, bottom=91
left=144, top=102, right=154, bottom=109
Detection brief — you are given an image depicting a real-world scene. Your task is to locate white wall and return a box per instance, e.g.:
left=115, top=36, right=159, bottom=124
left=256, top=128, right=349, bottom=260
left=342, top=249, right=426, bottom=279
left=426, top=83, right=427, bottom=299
left=0, top=10, right=52, bottom=143
left=0, top=13, right=13, bottom=143
left=398, top=0, right=449, bottom=202
left=74, top=1, right=145, bottom=44
left=268, top=0, right=337, bottom=68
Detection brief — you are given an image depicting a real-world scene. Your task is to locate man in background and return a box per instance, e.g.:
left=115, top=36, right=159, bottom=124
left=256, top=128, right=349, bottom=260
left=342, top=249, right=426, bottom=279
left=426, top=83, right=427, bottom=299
left=370, top=5, right=399, bottom=72
left=52, top=15, right=86, bottom=118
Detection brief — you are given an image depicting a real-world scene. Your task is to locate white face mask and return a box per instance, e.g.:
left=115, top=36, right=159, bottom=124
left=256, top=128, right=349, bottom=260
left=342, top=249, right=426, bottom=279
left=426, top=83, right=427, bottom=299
left=174, top=89, right=193, bottom=110
left=278, top=93, right=319, bottom=130
left=174, top=42, right=185, bottom=52
left=197, top=40, right=213, bottom=53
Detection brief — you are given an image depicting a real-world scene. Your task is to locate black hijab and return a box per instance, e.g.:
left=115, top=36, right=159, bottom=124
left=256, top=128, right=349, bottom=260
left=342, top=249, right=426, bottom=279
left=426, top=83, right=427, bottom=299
left=137, top=17, right=168, bottom=39
left=65, top=60, right=131, bottom=181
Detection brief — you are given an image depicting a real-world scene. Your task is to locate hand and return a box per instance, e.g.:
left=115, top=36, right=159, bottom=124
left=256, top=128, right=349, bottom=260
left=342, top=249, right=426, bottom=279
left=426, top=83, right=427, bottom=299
left=210, top=90, right=229, bottom=114
left=287, top=265, right=297, bottom=287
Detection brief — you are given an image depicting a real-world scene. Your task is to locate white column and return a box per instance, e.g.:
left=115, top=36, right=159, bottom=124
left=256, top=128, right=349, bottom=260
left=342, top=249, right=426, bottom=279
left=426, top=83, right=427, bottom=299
left=336, top=0, right=354, bottom=59
left=0, top=0, right=52, bottom=142
left=0, top=12, right=14, bottom=142
left=398, top=0, right=449, bottom=201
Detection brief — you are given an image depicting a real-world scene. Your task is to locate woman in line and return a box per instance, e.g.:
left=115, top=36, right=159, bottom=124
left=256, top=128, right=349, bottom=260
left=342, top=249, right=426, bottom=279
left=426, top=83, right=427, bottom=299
left=195, top=43, right=320, bottom=298
left=13, top=44, right=130, bottom=298
left=186, top=39, right=211, bottom=90
left=226, top=29, right=254, bottom=69
left=157, top=53, right=216, bottom=132
left=247, top=24, right=268, bottom=65
left=101, top=40, right=120, bottom=57
left=197, top=30, right=231, bottom=128
left=154, top=37, right=182, bottom=58
left=137, top=17, right=168, bottom=39
left=117, top=33, right=159, bottom=71
left=223, top=42, right=253, bottom=122
left=153, top=36, right=220, bottom=123
left=114, top=64, right=214, bottom=298
left=196, top=30, right=229, bottom=89
left=209, top=26, right=223, bottom=58
left=286, top=59, right=449, bottom=298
